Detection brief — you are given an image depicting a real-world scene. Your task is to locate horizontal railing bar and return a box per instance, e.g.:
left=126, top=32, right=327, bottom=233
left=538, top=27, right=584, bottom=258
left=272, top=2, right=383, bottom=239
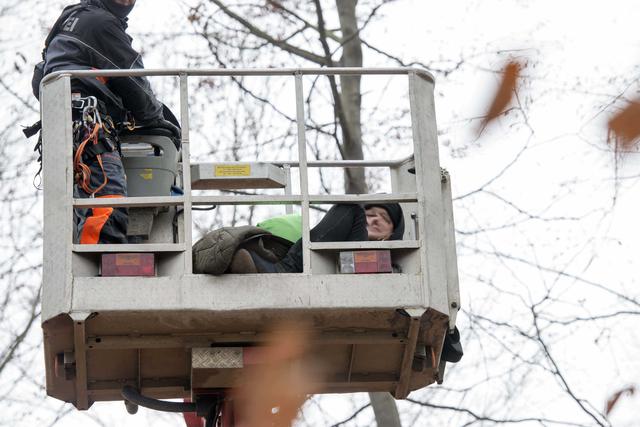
left=192, top=193, right=417, bottom=206
left=192, top=159, right=406, bottom=168
left=42, top=67, right=434, bottom=85
left=269, top=159, right=408, bottom=168
left=72, top=193, right=417, bottom=208
left=267, top=155, right=414, bottom=168
left=73, top=196, right=184, bottom=208
left=193, top=195, right=302, bottom=206
left=73, top=243, right=186, bottom=253
left=309, top=240, right=420, bottom=250
left=73, top=235, right=417, bottom=252
left=310, top=194, right=417, bottom=204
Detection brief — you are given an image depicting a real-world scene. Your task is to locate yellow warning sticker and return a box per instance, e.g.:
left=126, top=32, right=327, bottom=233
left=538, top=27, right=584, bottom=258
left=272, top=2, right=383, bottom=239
left=140, top=169, right=153, bottom=180
left=215, top=164, right=251, bottom=177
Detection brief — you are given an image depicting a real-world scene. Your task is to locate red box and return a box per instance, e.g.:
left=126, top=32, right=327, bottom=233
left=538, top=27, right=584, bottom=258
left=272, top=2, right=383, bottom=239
left=101, top=253, right=156, bottom=277
left=339, top=250, right=392, bottom=274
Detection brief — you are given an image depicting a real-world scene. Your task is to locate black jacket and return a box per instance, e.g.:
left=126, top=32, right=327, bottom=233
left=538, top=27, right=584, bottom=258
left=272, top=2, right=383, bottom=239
left=43, top=0, right=163, bottom=123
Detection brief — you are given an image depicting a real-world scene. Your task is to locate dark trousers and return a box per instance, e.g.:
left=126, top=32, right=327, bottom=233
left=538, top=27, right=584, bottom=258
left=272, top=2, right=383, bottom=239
left=278, top=204, right=367, bottom=273
left=75, top=148, right=128, bottom=244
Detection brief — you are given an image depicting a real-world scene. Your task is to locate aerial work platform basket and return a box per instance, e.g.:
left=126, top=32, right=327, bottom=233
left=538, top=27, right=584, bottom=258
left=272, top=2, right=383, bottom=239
left=39, top=68, right=460, bottom=414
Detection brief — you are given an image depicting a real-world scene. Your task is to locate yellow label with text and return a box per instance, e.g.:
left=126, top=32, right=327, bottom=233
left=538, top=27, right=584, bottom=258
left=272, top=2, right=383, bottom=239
left=140, top=169, right=153, bottom=180
left=215, top=165, right=251, bottom=177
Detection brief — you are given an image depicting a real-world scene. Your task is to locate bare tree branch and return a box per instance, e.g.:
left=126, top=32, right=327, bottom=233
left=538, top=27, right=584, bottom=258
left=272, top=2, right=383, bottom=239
left=531, top=308, right=610, bottom=427
left=329, top=403, right=371, bottom=427
left=209, top=0, right=330, bottom=65
left=408, top=397, right=594, bottom=426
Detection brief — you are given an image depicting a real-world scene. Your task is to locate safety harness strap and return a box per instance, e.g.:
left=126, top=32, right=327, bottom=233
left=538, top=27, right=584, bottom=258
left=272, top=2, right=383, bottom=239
left=70, top=96, right=122, bottom=197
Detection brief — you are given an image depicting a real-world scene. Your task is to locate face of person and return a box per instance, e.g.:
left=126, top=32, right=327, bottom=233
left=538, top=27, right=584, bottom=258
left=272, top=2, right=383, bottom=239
left=366, top=207, right=394, bottom=241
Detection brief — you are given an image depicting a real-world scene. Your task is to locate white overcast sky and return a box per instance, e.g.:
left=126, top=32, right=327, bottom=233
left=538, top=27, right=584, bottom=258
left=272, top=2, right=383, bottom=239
left=8, top=0, right=639, bottom=425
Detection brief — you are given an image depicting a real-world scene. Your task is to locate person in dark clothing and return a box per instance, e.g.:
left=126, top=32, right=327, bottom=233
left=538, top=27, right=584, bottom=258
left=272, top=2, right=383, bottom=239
left=35, top=0, right=180, bottom=244
left=242, top=203, right=405, bottom=274
left=41, top=0, right=172, bottom=125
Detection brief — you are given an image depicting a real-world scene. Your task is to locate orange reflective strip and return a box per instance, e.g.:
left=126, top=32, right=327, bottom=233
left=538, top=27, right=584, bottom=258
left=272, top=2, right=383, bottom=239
left=79, top=195, right=123, bottom=245
left=91, top=67, right=109, bottom=85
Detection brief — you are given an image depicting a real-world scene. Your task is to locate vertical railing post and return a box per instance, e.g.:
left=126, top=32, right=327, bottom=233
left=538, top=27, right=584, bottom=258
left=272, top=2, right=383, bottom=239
left=180, top=73, right=193, bottom=274
left=41, top=75, right=74, bottom=321
left=283, top=163, right=293, bottom=215
left=294, top=73, right=311, bottom=274
left=408, top=71, right=448, bottom=314
left=441, top=172, right=460, bottom=329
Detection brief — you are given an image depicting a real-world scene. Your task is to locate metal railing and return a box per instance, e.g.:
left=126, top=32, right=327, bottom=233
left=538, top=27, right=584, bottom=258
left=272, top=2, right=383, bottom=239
left=40, top=67, right=443, bottom=280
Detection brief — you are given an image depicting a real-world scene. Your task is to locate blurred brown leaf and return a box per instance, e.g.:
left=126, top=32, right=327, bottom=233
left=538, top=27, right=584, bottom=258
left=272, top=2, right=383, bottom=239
left=267, top=0, right=284, bottom=11
left=233, top=323, right=320, bottom=427
left=608, top=101, right=640, bottom=149
left=478, top=61, right=522, bottom=135
left=605, top=385, right=636, bottom=416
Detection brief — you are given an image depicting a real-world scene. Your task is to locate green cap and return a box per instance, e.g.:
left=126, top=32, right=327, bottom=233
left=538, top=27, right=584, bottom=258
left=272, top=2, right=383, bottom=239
left=257, top=213, right=302, bottom=243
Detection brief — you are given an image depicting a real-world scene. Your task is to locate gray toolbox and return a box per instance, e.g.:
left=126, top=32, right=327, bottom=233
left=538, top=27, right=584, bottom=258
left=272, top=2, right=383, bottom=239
left=121, top=133, right=179, bottom=197
left=121, top=132, right=180, bottom=240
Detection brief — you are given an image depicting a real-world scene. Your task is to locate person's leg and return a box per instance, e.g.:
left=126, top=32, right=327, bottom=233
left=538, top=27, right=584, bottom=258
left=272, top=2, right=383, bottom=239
left=277, top=204, right=366, bottom=273
left=77, top=151, right=128, bottom=244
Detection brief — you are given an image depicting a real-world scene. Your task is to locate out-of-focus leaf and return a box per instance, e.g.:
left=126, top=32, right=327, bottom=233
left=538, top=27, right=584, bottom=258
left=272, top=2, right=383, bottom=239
left=267, top=0, right=284, bottom=11
left=478, top=61, right=522, bottom=134
left=187, top=4, right=202, bottom=23
left=608, top=101, right=640, bottom=149
left=605, top=385, right=636, bottom=416
left=233, top=323, right=320, bottom=427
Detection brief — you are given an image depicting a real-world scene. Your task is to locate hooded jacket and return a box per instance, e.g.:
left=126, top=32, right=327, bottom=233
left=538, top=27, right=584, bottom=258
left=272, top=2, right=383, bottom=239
left=42, top=0, right=163, bottom=123
left=364, top=203, right=405, bottom=240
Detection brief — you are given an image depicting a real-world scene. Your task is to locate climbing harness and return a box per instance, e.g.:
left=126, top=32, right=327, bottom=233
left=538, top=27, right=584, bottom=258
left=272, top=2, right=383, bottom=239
left=72, top=96, right=120, bottom=197
left=23, top=96, right=125, bottom=191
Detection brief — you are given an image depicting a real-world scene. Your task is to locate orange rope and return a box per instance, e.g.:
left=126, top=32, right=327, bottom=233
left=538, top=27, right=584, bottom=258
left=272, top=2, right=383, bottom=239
left=73, top=123, right=109, bottom=196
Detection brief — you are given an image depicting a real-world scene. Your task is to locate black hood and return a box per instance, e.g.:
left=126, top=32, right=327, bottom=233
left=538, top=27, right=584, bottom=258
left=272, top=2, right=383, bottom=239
left=364, top=203, right=405, bottom=241
left=96, top=0, right=135, bottom=19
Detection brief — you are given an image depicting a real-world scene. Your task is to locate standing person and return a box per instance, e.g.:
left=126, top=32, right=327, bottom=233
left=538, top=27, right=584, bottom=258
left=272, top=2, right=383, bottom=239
left=33, top=0, right=180, bottom=244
